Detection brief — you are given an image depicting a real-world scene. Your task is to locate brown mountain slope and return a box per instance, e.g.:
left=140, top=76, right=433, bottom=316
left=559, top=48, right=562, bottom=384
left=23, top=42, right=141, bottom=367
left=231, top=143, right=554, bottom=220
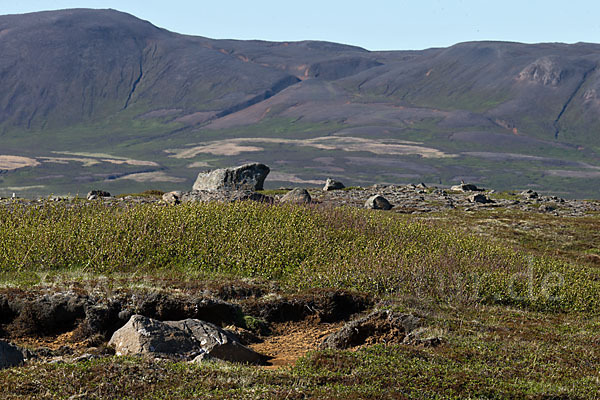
left=1, top=9, right=600, bottom=197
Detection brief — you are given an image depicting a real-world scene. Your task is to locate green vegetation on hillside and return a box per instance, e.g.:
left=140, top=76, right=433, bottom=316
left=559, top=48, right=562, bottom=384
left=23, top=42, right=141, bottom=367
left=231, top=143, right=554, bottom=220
left=1, top=201, right=598, bottom=312
left=1, top=201, right=600, bottom=398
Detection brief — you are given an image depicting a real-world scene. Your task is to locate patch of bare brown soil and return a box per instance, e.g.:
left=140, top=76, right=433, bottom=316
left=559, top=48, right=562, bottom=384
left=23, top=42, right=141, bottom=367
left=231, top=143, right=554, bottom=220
left=11, top=330, right=90, bottom=353
left=250, top=319, right=344, bottom=369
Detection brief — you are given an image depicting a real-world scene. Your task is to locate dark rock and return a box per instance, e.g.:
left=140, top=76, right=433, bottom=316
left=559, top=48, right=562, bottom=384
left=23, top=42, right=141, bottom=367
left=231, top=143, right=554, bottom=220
left=192, top=298, right=243, bottom=326
left=0, top=294, right=16, bottom=325
left=248, top=299, right=307, bottom=322
left=468, top=193, right=494, bottom=204
left=0, top=340, right=25, bottom=369
left=243, top=290, right=371, bottom=323
left=451, top=183, right=483, bottom=192
left=87, top=190, right=111, bottom=200
left=73, top=353, right=100, bottom=363
left=192, top=163, right=270, bottom=191
left=520, top=189, right=539, bottom=199
left=320, top=310, right=421, bottom=350
left=129, top=292, right=242, bottom=326
left=190, top=352, right=213, bottom=363
left=75, top=302, right=123, bottom=339
left=310, top=290, right=372, bottom=323
left=540, top=204, right=557, bottom=212
left=323, top=178, right=345, bottom=191
left=9, top=292, right=87, bottom=336
left=133, top=292, right=190, bottom=322
left=365, top=194, right=392, bottom=210
left=280, top=188, right=312, bottom=204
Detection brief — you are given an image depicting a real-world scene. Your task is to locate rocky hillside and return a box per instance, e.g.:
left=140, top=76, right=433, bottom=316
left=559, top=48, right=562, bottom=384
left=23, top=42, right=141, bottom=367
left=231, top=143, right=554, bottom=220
left=1, top=9, right=600, bottom=198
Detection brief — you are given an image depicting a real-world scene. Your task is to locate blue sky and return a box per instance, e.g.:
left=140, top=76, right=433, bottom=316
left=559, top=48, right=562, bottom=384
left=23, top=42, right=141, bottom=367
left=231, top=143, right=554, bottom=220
left=2, top=0, right=599, bottom=50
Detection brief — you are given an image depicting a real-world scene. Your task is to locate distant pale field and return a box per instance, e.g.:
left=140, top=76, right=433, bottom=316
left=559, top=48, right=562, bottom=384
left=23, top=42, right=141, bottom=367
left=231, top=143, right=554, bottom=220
left=166, top=136, right=452, bottom=159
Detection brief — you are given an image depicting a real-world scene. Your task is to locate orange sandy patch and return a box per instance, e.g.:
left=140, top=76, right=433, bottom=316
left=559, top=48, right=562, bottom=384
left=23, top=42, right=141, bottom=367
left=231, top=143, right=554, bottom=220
left=250, top=320, right=343, bottom=369
left=11, top=331, right=89, bottom=352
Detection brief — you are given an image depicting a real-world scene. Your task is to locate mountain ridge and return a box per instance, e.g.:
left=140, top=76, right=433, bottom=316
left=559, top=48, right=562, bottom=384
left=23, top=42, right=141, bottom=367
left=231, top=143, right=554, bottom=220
left=1, top=9, right=600, bottom=198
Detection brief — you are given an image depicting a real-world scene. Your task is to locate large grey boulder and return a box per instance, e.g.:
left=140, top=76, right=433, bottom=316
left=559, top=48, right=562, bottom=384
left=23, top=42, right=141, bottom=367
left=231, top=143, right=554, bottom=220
left=280, top=188, right=311, bottom=204
left=192, top=163, right=270, bottom=191
left=0, top=340, right=25, bottom=369
left=109, top=315, right=264, bottom=364
left=365, top=195, right=392, bottom=210
left=166, top=319, right=262, bottom=364
left=109, top=315, right=197, bottom=357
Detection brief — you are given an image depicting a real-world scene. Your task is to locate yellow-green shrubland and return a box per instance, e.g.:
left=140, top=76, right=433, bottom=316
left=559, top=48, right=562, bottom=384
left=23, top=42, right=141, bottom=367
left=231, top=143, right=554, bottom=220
left=1, top=201, right=599, bottom=312
left=1, top=200, right=600, bottom=399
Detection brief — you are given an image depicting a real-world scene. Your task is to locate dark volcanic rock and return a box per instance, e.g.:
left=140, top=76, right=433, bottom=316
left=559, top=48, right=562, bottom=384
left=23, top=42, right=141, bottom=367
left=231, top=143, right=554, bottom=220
left=192, top=163, right=270, bottom=191
left=0, top=340, right=25, bottom=369
left=87, top=190, right=111, bottom=200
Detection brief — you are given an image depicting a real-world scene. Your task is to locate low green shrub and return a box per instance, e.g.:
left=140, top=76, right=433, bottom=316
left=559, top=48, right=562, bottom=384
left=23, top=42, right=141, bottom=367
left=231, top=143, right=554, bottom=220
left=0, top=201, right=598, bottom=312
